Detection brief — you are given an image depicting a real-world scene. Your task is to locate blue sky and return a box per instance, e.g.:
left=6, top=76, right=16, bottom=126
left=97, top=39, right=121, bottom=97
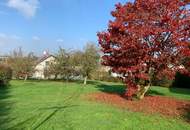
left=0, top=0, right=133, bottom=55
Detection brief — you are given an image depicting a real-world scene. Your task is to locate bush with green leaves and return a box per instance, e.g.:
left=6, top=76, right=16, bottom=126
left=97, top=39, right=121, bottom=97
left=0, top=64, right=12, bottom=86
left=172, top=72, right=190, bottom=88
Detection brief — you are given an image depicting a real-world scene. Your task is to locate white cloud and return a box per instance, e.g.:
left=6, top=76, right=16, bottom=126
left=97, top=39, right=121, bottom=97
left=56, top=39, right=64, bottom=43
left=7, top=0, right=39, bottom=18
left=32, top=36, right=40, bottom=40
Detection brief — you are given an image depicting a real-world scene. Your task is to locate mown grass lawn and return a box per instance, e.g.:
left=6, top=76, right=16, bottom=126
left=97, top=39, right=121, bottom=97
left=0, top=80, right=190, bottom=130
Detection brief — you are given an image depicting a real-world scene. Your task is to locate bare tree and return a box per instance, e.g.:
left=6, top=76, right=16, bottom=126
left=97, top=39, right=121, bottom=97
left=7, top=47, right=37, bottom=81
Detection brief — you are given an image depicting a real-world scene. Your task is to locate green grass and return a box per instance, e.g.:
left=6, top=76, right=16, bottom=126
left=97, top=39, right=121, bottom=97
left=149, top=86, right=190, bottom=100
left=0, top=80, right=190, bottom=130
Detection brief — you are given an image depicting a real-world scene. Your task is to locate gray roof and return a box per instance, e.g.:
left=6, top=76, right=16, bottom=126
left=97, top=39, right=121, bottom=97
left=36, top=54, right=55, bottom=64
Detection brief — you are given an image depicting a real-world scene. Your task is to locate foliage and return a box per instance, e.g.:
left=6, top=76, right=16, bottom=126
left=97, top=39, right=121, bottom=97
left=98, top=0, right=190, bottom=99
left=80, top=43, right=100, bottom=84
left=46, top=43, right=100, bottom=83
left=0, top=64, right=12, bottom=86
left=7, top=48, right=37, bottom=80
left=172, top=72, right=190, bottom=88
left=91, top=68, right=121, bottom=82
left=45, top=48, right=81, bottom=81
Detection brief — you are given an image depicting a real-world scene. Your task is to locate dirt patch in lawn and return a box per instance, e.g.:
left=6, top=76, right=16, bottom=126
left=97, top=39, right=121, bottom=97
left=87, top=92, right=190, bottom=122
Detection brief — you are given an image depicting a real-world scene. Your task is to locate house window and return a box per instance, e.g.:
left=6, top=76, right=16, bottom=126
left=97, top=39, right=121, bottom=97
left=45, top=61, right=50, bottom=66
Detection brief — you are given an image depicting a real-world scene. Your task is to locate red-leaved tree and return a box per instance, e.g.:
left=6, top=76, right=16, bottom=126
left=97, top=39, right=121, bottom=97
left=98, top=0, right=190, bottom=99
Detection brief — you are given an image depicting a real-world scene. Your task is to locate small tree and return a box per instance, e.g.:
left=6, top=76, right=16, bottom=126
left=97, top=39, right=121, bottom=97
left=81, top=43, right=100, bottom=84
left=98, top=0, right=190, bottom=99
left=46, top=48, right=80, bottom=81
left=8, top=48, right=36, bottom=80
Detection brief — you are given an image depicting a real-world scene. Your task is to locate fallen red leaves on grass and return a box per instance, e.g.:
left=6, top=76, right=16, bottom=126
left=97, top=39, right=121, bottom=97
left=88, top=92, right=190, bottom=122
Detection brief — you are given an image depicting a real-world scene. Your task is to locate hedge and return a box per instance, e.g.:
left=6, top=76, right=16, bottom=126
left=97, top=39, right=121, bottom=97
left=0, top=64, right=12, bottom=86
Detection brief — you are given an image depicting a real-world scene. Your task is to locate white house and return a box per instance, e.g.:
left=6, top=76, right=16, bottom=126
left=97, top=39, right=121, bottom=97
left=0, top=55, right=9, bottom=64
left=33, top=54, right=56, bottom=79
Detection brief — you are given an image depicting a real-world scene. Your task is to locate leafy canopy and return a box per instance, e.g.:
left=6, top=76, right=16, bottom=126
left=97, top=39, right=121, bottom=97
left=98, top=0, right=190, bottom=98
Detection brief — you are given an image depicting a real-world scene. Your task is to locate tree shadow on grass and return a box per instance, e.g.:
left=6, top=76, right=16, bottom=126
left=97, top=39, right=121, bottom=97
left=169, top=87, right=190, bottom=96
left=5, top=87, right=82, bottom=130
left=94, top=82, right=166, bottom=97
left=6, top=115, right=38, bottom=130
left=88, top=81, right=190, bottom=123
left=5, top=104, right=78, bottom=130
left=33, top=91, right=81, bottom=130
left=0, top=86, right=16, bottom=130
left=31, top=105, right=79, bottom=130
left=94, top=82, right=125, bottom=95
left=0, top=85, right=41, bottom=130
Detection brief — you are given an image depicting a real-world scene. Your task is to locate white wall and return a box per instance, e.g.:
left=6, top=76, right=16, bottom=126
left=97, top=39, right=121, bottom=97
left=33, top=56, right=55, bottom=79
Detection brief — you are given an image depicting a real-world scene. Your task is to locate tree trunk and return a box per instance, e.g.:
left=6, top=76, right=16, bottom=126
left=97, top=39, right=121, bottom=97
left=136, top=84, right=150, bottom=99
left=54, top=74, right=58, bottom=80
left=24, top=74, right=28, bottom=81
left=66, top=76, right=69, bottom=82
left=84, top=76, right=87, bottom=85
left=136, top=68, right=154, bottom=99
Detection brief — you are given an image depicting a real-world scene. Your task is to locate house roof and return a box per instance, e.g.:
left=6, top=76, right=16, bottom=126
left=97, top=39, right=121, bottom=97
left=36, top=54, right=56, bottom=64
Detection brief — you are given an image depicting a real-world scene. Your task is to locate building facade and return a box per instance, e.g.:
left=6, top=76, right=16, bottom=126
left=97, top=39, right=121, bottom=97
left=0, top=56, right=9, bottom=64
left=33, top=55, right=55, bottom=79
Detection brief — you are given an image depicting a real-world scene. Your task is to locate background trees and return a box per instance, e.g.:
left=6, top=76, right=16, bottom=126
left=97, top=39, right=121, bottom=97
left=3, top=42, right=99, bottom=83
left=80, top=43, right=100, bottom=84
left=98, top=0, right=190, bottom=99
left=7, top=48, right=37, bottom=80
left=45, top=43, right=100, bottom=84
left=44, top=48, right=74, bottom=80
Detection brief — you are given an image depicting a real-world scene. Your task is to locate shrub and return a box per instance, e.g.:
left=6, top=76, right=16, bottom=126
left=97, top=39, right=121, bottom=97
left=172, top=72, right=190, bottom=88
left=0, top=64, right=12, bottom=86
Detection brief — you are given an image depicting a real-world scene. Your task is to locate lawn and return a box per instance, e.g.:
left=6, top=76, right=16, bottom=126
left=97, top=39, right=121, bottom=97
left=0, top=80, right=190, bottom=130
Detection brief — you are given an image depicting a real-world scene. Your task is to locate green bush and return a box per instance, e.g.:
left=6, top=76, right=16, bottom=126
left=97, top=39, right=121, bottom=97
left=151, top=72, right=190, bottom=88
left=0, top=64, right=12, bottom=86
left=172, top=72, right=190, bottom=88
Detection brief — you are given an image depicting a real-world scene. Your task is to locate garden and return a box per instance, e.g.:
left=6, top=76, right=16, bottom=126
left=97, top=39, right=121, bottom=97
left=0, top=0, right=190, bottom=129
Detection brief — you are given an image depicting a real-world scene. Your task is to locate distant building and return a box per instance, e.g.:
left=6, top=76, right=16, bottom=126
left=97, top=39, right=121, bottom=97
left=0, top=56, right=9, bottom=64
left=32, top=54, right=56, bottom=79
